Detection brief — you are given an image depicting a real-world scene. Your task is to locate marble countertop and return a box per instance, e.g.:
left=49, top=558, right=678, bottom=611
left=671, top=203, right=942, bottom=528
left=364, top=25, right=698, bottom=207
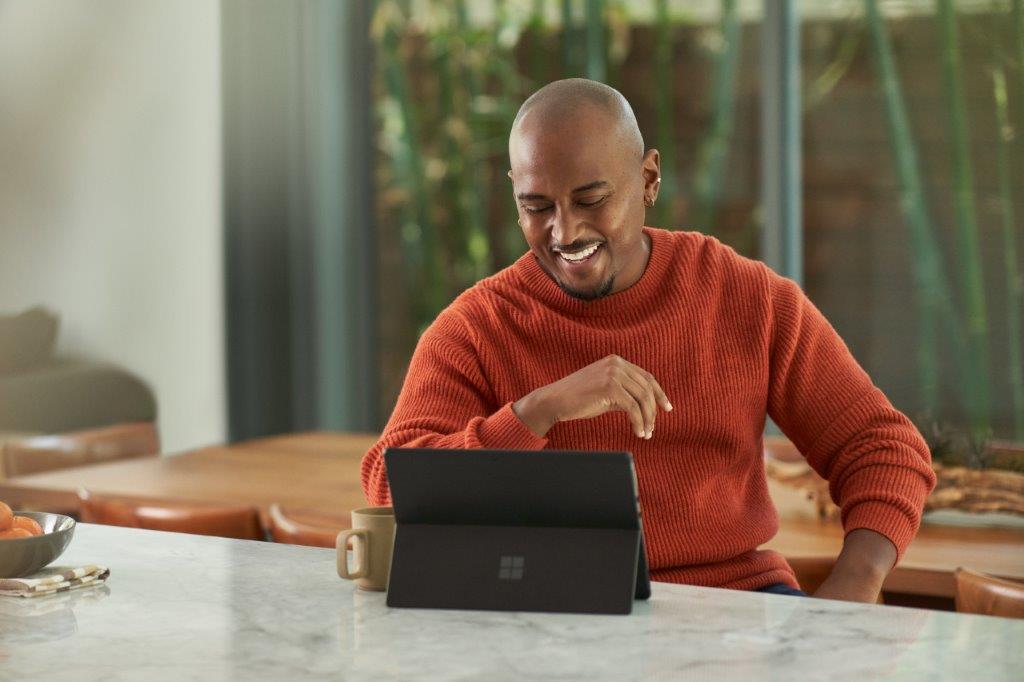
left=1, top=524, right=1021, bottom=681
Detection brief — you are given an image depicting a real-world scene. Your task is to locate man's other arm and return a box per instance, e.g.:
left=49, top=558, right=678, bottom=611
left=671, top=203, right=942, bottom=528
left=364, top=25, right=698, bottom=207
left=765, top=271, right=937, bottom=603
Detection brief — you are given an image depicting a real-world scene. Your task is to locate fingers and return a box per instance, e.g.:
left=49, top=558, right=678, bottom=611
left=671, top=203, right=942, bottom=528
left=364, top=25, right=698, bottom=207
left=644, top=371, right=673, bottom=413
left=621, top=361, right=673, bottom=435
left=593, top=355, right=675, bottom=440
left=611, top=384, right=648, bottom=439
left=618, top=372, right=657, bottom=439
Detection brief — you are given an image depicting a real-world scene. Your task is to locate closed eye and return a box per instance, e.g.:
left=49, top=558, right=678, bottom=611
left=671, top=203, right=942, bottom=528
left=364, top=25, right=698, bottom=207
left=577, top=195, right=608, bottom=208
left=522, top=204, right=552, bottom=214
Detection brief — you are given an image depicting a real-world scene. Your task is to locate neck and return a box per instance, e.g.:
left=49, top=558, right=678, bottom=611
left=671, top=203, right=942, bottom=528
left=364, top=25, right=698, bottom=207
left=610, top=231, right=652, bottom=294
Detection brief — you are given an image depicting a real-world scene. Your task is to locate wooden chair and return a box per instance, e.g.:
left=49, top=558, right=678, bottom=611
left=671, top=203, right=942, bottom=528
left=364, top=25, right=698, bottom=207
left=266, top=504, right=347, bottom=548
left=954, top=567, right=1024, bottom=619
left=78, top=489, right=264, bottom=541
left=787, top=556, right=835, bottom=595
left=2, top=422, right=159, bottom=478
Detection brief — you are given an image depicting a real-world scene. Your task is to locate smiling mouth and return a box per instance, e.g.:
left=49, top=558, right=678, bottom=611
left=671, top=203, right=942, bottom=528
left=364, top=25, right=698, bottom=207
left=555, top=243, right=602, bottom=264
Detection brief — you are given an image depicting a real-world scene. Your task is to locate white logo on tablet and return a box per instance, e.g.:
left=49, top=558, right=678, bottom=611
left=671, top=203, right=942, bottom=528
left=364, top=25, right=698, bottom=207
left=498, top=556, right=525, bottom=580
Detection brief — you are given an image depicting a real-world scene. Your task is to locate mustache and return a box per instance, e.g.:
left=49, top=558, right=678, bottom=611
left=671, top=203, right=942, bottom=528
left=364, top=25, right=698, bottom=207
left=550, top=239, right=604, bottom=253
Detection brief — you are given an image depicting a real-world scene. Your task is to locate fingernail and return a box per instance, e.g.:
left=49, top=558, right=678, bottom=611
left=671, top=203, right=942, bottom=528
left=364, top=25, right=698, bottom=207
left=666, top=402, right=673, bottom=412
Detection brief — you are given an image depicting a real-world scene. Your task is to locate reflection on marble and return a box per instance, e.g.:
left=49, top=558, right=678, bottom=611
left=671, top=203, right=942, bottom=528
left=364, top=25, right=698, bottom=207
left=0, top=524, right=1021, bottom=681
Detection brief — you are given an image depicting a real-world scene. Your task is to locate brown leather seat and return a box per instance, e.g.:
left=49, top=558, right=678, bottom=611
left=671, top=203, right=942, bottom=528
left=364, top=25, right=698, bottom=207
left=955, top=567, right=1024, bottom=619
left=78, top=489, right=264, bottom=541
left=266, top=503, right=347, bottom=548
left=787, top=556, right=835, bottom=595
left=2, top=422, right=159, bottom=478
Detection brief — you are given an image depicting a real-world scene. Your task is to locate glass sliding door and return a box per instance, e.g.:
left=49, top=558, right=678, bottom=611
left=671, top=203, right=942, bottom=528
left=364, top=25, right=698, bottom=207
left=799, top=0, right=1024, bottom=449
left=370, top=0, right=765, bottom=416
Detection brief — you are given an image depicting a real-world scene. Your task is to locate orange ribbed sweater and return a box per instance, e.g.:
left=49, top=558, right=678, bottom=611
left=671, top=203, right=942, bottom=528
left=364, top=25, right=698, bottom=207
left=362, top=227, right=936, bottom=591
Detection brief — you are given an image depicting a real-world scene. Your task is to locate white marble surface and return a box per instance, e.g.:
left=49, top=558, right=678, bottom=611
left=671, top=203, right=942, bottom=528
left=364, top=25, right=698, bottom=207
left=0, top=524, right=1021, bottom=681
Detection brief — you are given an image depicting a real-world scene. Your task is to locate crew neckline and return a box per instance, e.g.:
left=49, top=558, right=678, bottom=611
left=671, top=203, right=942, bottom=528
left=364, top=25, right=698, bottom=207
left=512, top=227, right=675, bottom=318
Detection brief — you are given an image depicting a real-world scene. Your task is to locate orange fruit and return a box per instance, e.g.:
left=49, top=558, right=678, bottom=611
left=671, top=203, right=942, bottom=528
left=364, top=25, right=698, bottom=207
left=0, top=527, right=32, bottom=539
left=0, top=502, right=12, bottom=531
left=12, top=515, right=43, bottom=536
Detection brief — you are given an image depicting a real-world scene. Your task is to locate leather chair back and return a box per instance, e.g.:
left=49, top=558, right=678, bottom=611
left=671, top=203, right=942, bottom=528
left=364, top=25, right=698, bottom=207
left=78, top=489, right=264, bottom=541
left=266, top=503, right=347, bottom=548
left=955, top=567, right=1024, bottom=619
left=3, top=422, right=158, bottom=478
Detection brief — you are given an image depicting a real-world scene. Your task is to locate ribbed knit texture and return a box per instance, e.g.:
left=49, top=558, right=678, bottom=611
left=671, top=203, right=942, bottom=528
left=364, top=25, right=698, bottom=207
left=361, top=227, right=937, bottom=591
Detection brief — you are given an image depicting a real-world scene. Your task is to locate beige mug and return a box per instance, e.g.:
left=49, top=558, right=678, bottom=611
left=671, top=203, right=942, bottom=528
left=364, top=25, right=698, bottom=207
left=336, top=507, right=395, bottom=591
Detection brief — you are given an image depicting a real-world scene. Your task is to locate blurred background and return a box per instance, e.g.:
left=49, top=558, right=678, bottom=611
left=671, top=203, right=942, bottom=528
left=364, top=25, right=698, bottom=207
left=1, top=0, right=1021, bottom=466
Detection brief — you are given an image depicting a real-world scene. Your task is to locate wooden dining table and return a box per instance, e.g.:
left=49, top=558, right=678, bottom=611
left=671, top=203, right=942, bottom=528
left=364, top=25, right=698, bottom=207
left=0, top=432, right=377, bottom=528
left=1, top=431, right=1021, bottom=601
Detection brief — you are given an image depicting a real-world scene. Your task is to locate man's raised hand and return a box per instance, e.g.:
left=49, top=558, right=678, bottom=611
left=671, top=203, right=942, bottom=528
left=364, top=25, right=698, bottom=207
left=512, top=355, right=673, bottom=439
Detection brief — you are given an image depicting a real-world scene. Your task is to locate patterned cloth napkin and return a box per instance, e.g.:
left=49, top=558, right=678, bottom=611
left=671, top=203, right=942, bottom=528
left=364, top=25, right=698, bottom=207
left=0, top=565, right=110, bottom=598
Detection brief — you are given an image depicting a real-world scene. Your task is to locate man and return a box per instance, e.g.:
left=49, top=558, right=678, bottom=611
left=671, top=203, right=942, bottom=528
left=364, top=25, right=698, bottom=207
left=361, top=79, right=936, bottom=602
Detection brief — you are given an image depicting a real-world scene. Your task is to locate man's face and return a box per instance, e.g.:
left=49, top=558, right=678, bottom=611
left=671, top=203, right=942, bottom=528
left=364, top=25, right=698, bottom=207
left=508, top=107, right=658, bottom=301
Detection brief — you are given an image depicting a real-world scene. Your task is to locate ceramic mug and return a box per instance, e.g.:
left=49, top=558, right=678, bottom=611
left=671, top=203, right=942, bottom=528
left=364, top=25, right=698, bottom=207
left=336, top=507, right=395, bottom=591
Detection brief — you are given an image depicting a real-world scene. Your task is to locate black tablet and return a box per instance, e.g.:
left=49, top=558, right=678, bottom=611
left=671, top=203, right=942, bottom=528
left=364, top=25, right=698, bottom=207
left=383, top=448, right=651, bottom=615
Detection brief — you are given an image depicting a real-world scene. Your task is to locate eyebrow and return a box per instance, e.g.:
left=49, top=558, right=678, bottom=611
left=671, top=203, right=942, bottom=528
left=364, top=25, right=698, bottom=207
left=516, top=180, right=610, bottom=201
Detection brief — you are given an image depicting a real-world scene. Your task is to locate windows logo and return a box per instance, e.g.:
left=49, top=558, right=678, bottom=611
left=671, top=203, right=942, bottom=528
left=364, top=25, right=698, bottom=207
left=498, top=555, right=525, bottom=581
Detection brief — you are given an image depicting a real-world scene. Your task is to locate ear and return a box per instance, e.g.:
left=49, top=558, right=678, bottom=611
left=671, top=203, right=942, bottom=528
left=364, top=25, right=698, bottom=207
left=641, top=149, right=661, bottom=206
left=507, top=169, right=514, bottom=181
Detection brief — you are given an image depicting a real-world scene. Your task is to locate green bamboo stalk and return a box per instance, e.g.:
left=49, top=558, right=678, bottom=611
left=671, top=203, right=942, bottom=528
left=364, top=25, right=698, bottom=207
left=379, top=1, right=445, bottom=323
left=452, top=0, right=491, bottom=279
left=1015, top=0, right=1024, bottom=84
left=584, top=0, right=606, bottom=82
left=562, top=0, right=576, bottom=77
left=529, top=0, right=547, bottom=83
left=691, top=0, right=741, bottom=233
left=454, top=0, right=484, bottom=97
left=490, top=0, right=528, bottom=268
left=652, top=0, right=676, bottom=229
left=936, top=0, right=991, bottom=438
left=993, top=67, right=1024, bottom=439
left=865, top=0, right=966, bottom=416
left=603, top=1, right=624, bottom=87
left=434, top=3, right=469, bottom=295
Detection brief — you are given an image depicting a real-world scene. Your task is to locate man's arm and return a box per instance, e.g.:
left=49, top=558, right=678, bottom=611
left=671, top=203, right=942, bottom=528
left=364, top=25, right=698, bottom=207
left=360, top=313, right=548, bottom=505
left=765, top=271, right=936, bottom=603
left=814, top=529, right=896, bottom=602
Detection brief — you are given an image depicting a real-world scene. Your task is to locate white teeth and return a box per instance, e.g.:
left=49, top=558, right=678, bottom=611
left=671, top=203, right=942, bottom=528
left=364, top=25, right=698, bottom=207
left=559, top=244, right=600, bottom=262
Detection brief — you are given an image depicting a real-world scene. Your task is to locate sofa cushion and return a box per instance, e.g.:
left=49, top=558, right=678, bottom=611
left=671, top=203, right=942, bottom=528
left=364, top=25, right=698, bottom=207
left=0, top=360, right=157, bottom=433
left=0, top=307, right=59, bottom=374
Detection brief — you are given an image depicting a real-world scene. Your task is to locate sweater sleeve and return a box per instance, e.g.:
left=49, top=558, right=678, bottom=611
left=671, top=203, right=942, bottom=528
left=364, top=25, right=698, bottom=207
left=360, top=310, right=548, bottom=505
left=765, top=271, right=937, bottom=560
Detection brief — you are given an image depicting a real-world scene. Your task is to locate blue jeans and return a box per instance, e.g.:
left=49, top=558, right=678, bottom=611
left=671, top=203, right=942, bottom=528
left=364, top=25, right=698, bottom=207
left=757, top=583, right=808, bottom=597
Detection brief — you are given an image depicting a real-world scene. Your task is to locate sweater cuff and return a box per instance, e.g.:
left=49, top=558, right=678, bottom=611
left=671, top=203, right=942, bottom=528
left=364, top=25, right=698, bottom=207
left=476, top=403, right=549, bottom=450
left=842, top=500, right=918, bottom=561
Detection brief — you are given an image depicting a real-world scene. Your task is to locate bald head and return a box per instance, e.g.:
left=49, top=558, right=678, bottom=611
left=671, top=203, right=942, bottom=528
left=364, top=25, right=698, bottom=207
left=509, top=79, right=644, bottom=161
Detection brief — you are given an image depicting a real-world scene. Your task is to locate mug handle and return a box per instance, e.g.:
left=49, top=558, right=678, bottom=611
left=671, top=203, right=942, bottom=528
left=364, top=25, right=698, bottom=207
left=336, top=529, right=370, bottom=580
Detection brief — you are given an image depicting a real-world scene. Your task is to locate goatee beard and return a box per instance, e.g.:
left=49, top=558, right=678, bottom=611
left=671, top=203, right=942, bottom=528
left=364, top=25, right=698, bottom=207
left=557, top=275, right=616, bottom=301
